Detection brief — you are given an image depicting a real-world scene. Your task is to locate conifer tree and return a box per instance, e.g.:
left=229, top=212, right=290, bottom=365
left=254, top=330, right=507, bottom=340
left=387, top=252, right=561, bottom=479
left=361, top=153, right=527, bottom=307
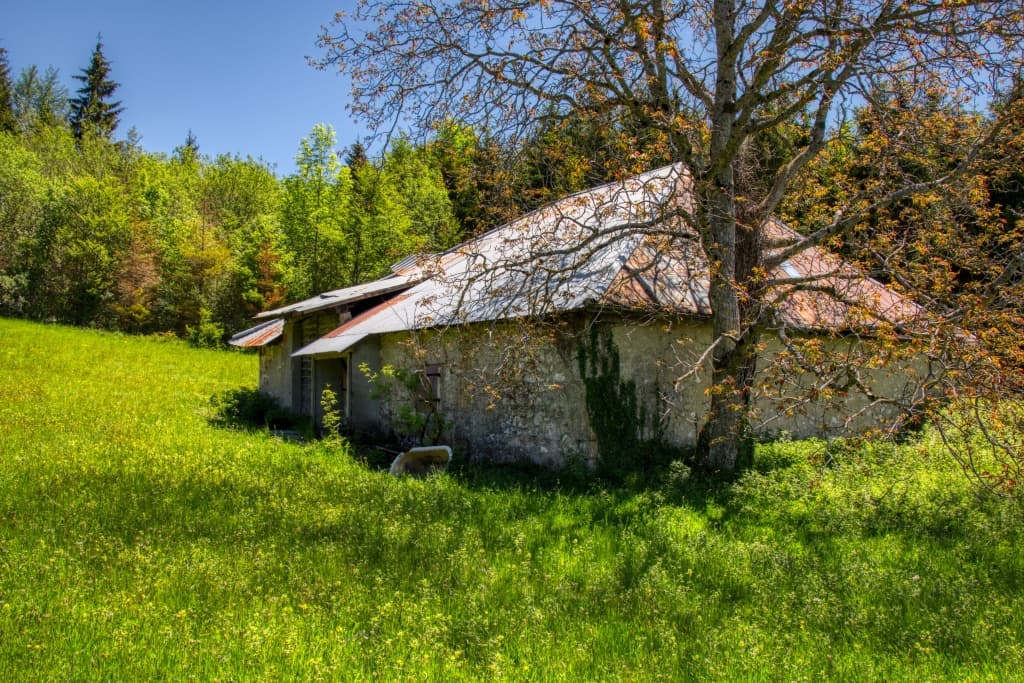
left=69, top=37, right=123, bottom=140
left=344, top=141, right=369, bottom=171
left=183, top=129, right=199, bottom=156
left=13, top=65, right=69, bottom=131
left=0, top=47, right=16, bottom=134
left=173, top=129, right=200, bottom=163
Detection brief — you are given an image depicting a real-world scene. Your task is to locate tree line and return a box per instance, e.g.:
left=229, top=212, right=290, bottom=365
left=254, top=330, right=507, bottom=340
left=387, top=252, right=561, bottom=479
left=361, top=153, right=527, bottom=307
left=0, top=39, right=688, bottom=343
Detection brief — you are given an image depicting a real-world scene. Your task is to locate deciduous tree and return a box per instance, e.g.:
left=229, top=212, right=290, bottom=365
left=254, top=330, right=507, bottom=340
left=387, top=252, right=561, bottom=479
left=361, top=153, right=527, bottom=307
left=320, top=0, right=1024, bottom=472
left=281, top=124, right=351, bottom=298
left=382, top=134, right=462, bottom=252
left=0, top=134, right=48, bottom=314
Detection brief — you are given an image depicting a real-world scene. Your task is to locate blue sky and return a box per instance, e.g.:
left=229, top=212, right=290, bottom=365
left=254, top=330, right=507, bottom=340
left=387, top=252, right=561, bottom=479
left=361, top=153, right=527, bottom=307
left=2, top=1, right=366, bottom=175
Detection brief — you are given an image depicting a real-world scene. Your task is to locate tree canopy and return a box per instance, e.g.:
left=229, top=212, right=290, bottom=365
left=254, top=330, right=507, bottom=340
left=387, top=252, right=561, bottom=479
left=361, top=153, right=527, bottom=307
left=0, top=106, right=465, bottom=345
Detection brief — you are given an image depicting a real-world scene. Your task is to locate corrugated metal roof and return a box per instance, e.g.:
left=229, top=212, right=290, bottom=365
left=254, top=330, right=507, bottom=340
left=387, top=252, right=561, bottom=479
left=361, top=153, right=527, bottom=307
left=229, top=318, right=284, bottom=348
left=760, top=220, right=923, bottom=329
left=254, top=273, right=423, bottom=320
left=602, top=218, right=924, bottom=328
left=603, top=235, right=712, bottom=314
left=390, top=253, right=432, bottom=275
left=279, top=162, right=923, bottom=358
left=292, top=294, right=414, bottom=357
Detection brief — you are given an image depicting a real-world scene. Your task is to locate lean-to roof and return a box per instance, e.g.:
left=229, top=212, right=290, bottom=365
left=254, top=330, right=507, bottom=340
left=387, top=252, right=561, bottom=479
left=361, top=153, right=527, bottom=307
left=254, top=273, right=423, bottom=320
left=228, top=318, right=284, bottom=348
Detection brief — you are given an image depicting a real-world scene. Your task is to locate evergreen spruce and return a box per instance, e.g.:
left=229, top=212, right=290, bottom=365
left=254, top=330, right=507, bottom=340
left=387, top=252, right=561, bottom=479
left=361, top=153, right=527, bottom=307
left=184, top=129, right=200, bottom=155
left=344, top=141, right=369, bottom=170
left=174, top=129, right=200, bottom=163
left=69, top=37, right=123, bottom=140
left=0, top=47, right=16, bottom=133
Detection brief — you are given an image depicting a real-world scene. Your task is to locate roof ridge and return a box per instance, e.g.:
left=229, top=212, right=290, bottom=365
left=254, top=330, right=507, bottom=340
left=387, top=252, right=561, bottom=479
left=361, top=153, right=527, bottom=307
left=437, top=162, right=688, bottom=259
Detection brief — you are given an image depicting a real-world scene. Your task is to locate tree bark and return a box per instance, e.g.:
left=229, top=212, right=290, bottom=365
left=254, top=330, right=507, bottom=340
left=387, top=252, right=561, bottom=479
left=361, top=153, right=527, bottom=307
left=698, top=318, right=758, bottom=471
left=696, top=180, right=760, bottom=471
left=695, top=0, right=760, bottom=471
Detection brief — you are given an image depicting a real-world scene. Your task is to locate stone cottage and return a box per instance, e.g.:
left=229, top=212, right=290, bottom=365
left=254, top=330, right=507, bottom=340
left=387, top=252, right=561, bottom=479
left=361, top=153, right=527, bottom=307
left=231, top=164, right=926, bottom=465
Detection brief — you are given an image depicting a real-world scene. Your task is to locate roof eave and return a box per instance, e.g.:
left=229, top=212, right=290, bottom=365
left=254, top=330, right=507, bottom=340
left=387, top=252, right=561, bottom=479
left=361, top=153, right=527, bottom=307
left=253, top=276, right=425, bottom=320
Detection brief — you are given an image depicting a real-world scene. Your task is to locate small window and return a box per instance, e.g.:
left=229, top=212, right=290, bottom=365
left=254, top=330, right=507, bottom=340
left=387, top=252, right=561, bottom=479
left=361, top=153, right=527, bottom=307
left=423, top=363, right=442, bottom=403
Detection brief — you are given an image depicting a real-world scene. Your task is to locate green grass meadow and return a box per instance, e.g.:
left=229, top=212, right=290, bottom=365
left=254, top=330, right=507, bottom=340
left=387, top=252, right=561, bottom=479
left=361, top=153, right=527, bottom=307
left=1, top=317, right=1023, bottom=680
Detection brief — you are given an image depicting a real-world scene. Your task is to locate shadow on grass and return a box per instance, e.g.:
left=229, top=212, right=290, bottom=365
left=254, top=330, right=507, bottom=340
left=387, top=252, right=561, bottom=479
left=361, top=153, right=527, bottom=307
left=338, top=426, right=774, bottom=528
left=206, top=397, right=1006, bottom=551
left=207, top=387, right=312, bottom=436
left=204, top=385, right=785, bottom=520
left=429, top=446, right=750, bottom=528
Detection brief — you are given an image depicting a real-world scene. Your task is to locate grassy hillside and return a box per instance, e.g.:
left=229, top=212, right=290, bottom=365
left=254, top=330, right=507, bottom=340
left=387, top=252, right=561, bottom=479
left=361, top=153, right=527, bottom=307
left=0, top=317, right=1022, bottom=680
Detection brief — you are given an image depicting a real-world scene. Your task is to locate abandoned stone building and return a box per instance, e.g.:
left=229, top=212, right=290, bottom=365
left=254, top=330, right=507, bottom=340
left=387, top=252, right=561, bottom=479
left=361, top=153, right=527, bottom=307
left=231, top=164, right=925, bottom=466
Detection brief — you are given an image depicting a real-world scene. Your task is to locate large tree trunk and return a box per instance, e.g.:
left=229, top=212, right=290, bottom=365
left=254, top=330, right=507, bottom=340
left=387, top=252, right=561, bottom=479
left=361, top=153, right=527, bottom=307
left=696, top=180, right=760, bottom=471
left=695, top=154, right=763, bottom=470
left=698, top=321, right=758, bottom=471
left=694, top=0, right=763, bottom=471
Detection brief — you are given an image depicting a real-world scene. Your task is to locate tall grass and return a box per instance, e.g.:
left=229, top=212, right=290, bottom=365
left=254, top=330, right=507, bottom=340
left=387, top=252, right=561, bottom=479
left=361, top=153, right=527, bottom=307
left=0, top=317, right=1022, bottom=680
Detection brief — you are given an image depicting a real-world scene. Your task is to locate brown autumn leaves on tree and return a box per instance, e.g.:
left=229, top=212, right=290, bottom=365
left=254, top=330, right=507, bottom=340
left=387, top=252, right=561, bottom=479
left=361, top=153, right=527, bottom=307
left=782, top=87, right=1024, bottom=487
left=319, top=0, right=1024, bottom=481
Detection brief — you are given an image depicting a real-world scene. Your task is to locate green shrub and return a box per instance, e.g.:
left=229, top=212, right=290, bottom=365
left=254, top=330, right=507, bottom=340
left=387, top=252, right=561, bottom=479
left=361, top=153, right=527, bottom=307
left=359, top=361, right=452, bottom=445
left=318, top=385, right=352, bottom=456
left=186, top=307, right=224, bottom=348
left=209, top=386, right=299, bottom=430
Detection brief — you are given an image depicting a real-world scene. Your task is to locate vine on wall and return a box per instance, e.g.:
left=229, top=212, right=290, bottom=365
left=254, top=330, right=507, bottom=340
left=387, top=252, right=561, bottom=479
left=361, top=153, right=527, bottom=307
left=577, top=325, right=674, bottom=479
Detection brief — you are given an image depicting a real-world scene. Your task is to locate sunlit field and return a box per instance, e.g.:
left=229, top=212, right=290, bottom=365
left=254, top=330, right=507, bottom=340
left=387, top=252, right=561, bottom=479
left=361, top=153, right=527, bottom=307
left=1, top=317, right=1022, bottom=680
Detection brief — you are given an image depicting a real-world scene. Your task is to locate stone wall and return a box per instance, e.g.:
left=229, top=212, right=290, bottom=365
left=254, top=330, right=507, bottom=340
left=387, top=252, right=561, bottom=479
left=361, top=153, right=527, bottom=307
left=377, top=324, right=595, bottom=465
left=360, top=317, right=927, bottom=466
left=750, top=333, right=927, bottom=439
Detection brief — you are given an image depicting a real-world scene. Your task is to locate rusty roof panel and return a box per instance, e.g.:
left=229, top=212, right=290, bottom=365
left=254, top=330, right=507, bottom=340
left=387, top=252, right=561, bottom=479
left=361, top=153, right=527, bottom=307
left=229, top=318, right=284, bottom=348
left=601, top=217, right=922, bottom=330
left=602, top=235, right=712, bottom=314
left=291, top=293, right=416, bottom=357
left=761, top=220, right=924, bottom=329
